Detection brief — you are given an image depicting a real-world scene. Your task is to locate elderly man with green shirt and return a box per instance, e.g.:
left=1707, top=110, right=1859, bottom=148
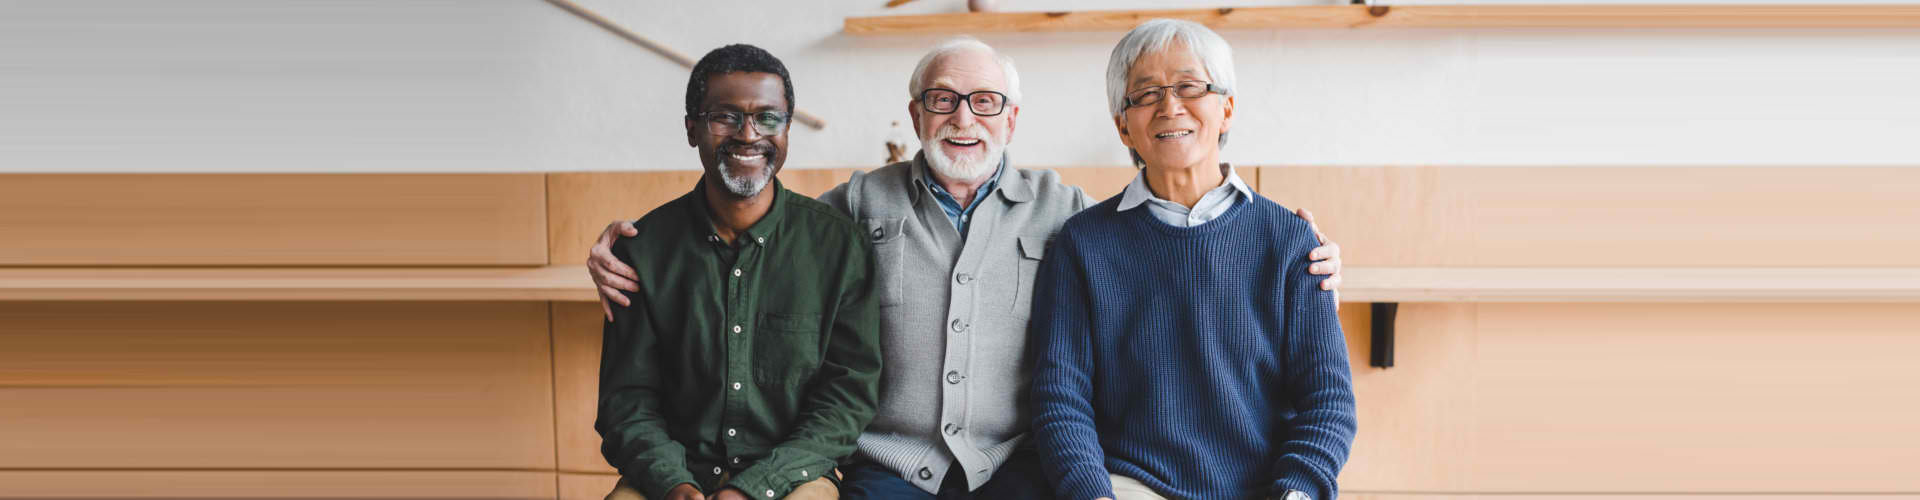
left=592, top=38, right=1344, bottom=498
left=597, top=44, right=881, bottom=500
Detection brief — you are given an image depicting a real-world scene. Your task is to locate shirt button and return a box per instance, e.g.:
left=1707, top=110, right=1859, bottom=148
left=871, top=227, right=884, bottom=240
left=918, top=467, right=933, bottom=480
left=733, top=268, right=742, bottom=277
left=955, top=273, right=972, bottom=284
left=713, top=466, right=723, bottom=475
left=732, top=457, right=741, bottom=465
left=800, top=470, right=808, bottom=477
left=950, top=319, right=967, bottom=333
left=765, top=490, right=775, bottom=498
left=756, top=236, right=765, bottom=244
left=944, top=423, right=962, bottom=435
left=732, top=325, right=742, bottom=334
left=732, top=382, right=742, bottom=391
left=946, top=371, right=963, bottom=384
left=727, top=428, right=737, bottom=437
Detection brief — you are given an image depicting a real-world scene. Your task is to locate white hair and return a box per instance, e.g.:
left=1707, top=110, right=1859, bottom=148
left=1105, top=19, right=1237, bottom=165
left=907, top=36, right=1023, bottom=105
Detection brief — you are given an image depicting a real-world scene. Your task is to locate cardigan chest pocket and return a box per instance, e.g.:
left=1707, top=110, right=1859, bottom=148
left=1012, top=235, right=1047, bottom=319
left=755, top=312, right=823, bottom=386
left=862, top=217, right=908, bottom=308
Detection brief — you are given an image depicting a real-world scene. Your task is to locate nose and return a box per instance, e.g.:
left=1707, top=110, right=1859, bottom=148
left=730, top=118, right=763, bottom=143
left=1154, top=91, right=1186, bottom=118
left=950, top=105, right=980, bottom=128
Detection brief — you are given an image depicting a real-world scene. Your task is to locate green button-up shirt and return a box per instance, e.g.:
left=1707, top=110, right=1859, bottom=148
left=598, top=179, right=882, bottom=500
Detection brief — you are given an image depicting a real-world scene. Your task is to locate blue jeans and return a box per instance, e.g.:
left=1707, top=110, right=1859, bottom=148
left=839, top=447, right=1054, bottom=500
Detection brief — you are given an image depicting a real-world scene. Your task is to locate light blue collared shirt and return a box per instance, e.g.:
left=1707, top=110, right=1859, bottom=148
left=1117, top=163, right=1253, bottom=228
left=916, top=157, right=1006, bottom=238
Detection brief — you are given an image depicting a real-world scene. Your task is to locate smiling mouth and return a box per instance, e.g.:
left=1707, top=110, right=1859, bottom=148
left=943, top=138, right=982, bottom=147
left=1154, top=130, right=1194, bottom=140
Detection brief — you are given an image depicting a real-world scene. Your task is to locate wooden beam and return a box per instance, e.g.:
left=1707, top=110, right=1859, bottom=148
left=845, top=4, right=1920, bottom=34
left=1342, top=267, right=1920, bottom=303
left=0, top=266, right=596, bottom=302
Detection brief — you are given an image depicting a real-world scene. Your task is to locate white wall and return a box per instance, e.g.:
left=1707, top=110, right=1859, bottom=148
left=4, top=0, right=1919, bottom=172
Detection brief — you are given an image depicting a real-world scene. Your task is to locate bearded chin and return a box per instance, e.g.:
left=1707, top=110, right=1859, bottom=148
left=925, top=140, right=1004, bottom=181
left=715, top=155, right=773, bottom=198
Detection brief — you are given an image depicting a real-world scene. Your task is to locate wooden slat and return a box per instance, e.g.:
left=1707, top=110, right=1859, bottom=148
left=0, top=302, right=556, bottom=469
left=1342, top=267, right=1920, bottom=303
left=0, top=470, right=558, bottom=499
left=1257, top=166, right=1920, bottom=268
left=1339, top=303, right=1920, bottom=492
left=552, top=301, right=617, bottom=474
left=0, top=174, right=546, bottom=266
left=844, top=5, right=1920, bottom=34
left=0, top=266, right=595, bottom=302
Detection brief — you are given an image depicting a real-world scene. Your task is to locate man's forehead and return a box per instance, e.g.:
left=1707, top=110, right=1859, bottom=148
left=1130, top=67, right=1204, bottom=87
left=701, top=72, right=787, bottom=111
left=924, top=52, right=1006, bottom=92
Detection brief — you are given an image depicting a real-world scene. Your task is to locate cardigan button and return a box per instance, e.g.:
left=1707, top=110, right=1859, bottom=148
left=955, top=273, right=972, bottom=284
left=950, top=319, right=967, bottom=333
left=946, top=371, right=963, bottom=384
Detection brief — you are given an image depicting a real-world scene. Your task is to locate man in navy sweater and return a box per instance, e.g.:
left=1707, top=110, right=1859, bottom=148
left=1030, top=19, right=1357, bottom=500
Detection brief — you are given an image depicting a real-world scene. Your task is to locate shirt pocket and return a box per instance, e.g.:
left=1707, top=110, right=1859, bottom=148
left=861, top=217, right=908, bottom=308
left=1012, top=234, right=1048, bottom=319
left=754, top=311, right=824, bottom=387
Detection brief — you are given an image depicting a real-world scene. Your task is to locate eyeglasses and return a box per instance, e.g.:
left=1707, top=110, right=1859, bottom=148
left=693, top=110, right=791, bottom=136
left=1123, top=81, right=1226, bottom=109
left=918, top=89, right=1009, bottom=117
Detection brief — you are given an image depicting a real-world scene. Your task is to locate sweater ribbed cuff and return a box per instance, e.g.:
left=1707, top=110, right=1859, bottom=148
left=1057, top=462, right=1113, bottom=500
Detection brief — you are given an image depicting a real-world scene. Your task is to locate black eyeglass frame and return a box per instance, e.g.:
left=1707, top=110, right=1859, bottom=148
left=916, top=88, right=1010, bottom=117
left=1122, top=81, right=1229, bottom=110
left=690, top=110, right=792, bottom=137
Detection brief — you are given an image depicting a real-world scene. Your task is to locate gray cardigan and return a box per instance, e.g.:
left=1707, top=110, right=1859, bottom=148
left=818, top=154, right=1091, bottom=493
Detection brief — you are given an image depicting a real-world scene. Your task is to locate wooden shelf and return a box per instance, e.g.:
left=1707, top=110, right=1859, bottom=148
left=1343, top=267, right=1920, bottom=303
left=844, top=5, right=1920, bottom=34
left=0, top=266, right=596, bottom=302
left=6, top=265, right=1916, bottom=303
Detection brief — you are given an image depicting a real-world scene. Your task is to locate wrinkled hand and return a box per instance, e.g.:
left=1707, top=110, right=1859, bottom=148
left=708, top=488, right=751, bottom=500
left=590, top=219, right=641, bottom=322
left=1296, top=208, right=1343, bottom=306
left=663, top=483, right=705, bottom=500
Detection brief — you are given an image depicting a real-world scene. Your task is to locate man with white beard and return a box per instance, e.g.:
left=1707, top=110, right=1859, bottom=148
left=587, top=37, right=1346, bottom=499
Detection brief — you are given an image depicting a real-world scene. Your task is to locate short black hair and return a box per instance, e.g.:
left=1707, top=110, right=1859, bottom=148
left=685, top=44, right=795, bottom=118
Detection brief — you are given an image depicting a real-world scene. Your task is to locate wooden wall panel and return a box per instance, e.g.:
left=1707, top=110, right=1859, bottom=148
left=0, top=471, right=557, bottom=499
left=1340, top=303, right=1920, bottom=493
left=553, top=301, right=618, bottom=474
left=0, top=174, right=547, bottom=266
left=1257, top=166, right=1920, bottom=267
left=0, top=301, right=556, bottom=469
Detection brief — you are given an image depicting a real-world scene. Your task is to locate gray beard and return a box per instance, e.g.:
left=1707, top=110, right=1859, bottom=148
left=715, top=154, right=774, bottom=198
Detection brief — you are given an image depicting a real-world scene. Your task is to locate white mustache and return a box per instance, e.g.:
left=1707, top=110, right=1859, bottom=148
left=928, top=123, right=995, bottom=147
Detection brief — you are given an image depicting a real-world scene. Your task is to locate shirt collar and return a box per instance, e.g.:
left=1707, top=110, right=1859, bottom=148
left=909, top=151, right=1029, bottom=205
left=1117, top=163, right=1251, bottom=212
left=685, top=175, right=787, bottom=248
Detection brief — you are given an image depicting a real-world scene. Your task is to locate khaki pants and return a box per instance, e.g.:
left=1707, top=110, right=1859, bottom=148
left=1108, top=474, right=1170, bottom=500
left=605, top=475, right=839, bottom=500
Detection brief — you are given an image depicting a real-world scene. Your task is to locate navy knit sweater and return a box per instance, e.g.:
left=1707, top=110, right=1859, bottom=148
left=1030, top=194, right=1356, bottom=500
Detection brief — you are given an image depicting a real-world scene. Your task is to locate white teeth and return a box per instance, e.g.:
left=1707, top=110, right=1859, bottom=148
left=728, top=153, right=761, bottom=161
left=945, top=138, right=981, bottom=146
left=1155, top=130, right=1193, bottom=139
